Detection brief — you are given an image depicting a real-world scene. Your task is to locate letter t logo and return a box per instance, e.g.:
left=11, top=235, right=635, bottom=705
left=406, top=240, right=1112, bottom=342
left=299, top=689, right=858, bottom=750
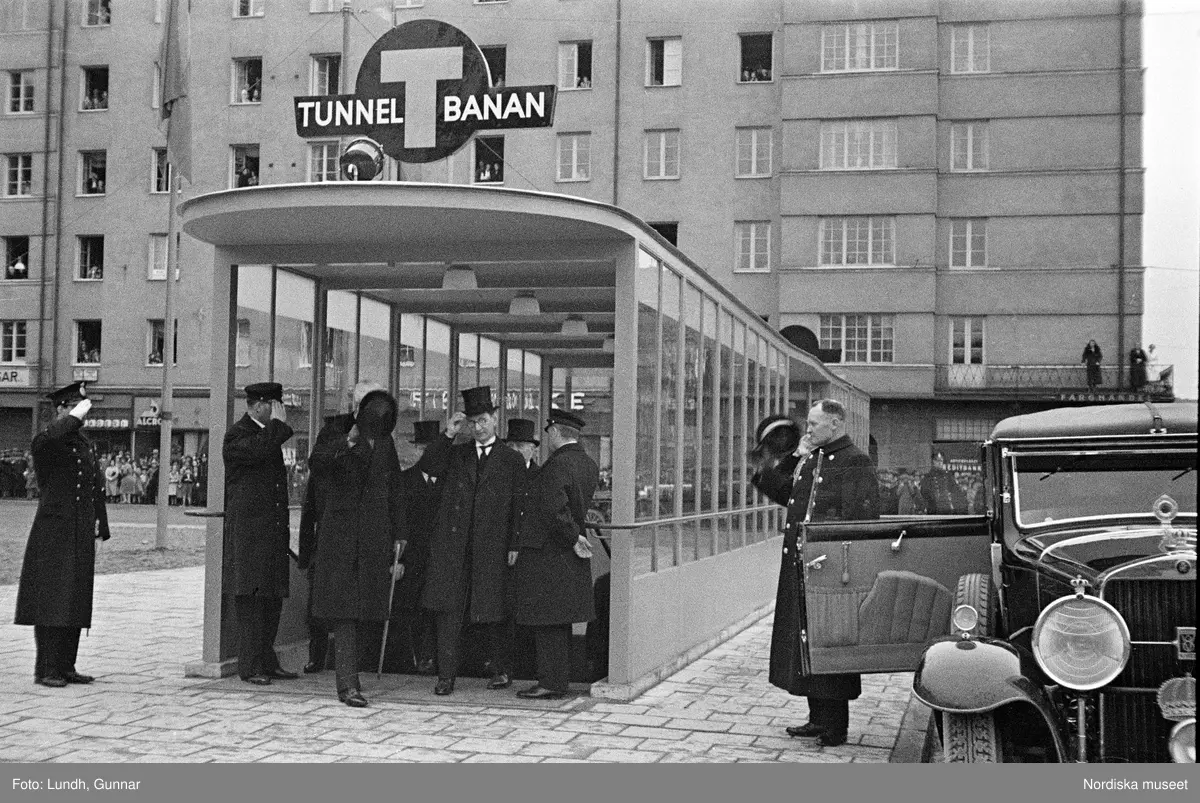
left=379, top=47, right=463, bottom=149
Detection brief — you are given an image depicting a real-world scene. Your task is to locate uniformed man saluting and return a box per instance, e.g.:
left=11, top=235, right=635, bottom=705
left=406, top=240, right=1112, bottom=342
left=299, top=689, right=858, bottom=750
left=14, top=381, right=111, bottom=688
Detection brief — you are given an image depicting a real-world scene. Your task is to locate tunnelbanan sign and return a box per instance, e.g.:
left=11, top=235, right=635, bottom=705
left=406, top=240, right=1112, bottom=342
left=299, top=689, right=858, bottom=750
left=294, top=19, right=556, bottom=163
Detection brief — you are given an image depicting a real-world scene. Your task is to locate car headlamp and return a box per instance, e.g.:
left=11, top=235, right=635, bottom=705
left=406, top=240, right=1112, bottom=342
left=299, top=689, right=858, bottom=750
left=951, top=604, right=980, bottom=636
left=1032, top=594, right=1130, bottom=690
left=1168, top=719, right=1195, bottom=764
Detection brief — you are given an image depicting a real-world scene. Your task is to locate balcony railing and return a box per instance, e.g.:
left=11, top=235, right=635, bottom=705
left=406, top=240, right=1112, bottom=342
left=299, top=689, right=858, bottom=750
left=934, top=364, right=1175, bottom=400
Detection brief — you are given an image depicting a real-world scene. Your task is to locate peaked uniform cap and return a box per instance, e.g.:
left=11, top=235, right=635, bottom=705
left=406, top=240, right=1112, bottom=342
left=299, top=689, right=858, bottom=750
left=547, top=408, right=586, bottom=431
left=245, top=382, right=284, bottom=403
left=46, top=381, right=87, bottom=406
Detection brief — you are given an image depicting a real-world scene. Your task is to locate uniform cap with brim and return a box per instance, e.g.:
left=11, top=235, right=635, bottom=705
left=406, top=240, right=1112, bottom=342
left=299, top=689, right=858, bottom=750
left=546, top=408, right=586, bottom=431
left=245, top=382, right=284, bottom=403
left=46, top=381, right=87, bottom=407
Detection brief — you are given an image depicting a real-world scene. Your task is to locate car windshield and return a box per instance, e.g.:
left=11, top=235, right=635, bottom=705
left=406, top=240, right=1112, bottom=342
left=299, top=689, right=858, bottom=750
left=1013, top=450, right=1197, bottom=528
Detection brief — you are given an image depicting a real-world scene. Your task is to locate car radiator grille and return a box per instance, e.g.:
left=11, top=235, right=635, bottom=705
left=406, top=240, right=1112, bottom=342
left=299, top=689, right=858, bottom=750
left=1100, top=578, right=1196, bottom=763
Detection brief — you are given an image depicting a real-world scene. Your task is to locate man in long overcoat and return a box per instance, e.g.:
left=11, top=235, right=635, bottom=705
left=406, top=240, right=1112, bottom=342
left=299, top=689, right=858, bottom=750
left=751, top=399, right=879, bottom=747
left=222, top=382, right=297, bottom=685
left=309, top=390, right=405, bottom=707
left=15, top=382, right=110, bottom=687
left=298, top=380, right=383, bottom=673
left=419, top=386, right=527, bottom=695
left=511, top=409, right=599, bottom=699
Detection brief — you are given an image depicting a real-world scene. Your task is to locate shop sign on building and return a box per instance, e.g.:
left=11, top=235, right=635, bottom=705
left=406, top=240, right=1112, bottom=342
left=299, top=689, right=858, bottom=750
left=294, top=19, right=556, bottom=163
left=0, top=367, right=30, bottom=387
left=72, top=367, right=99, bottom=382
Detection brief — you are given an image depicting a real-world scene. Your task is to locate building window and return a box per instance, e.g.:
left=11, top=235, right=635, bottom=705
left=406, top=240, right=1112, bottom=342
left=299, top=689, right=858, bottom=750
left=820, top=314, right=894, bottom=363
left=83, top=0, right=111, bottom=27
left=820, top=217, right=895, bottom=266
left=644, top=129, right=680, bottom=179
left=480, top=46, right=506, bottom=87
left=739, top=33, right=772, bottom=81
left=152, top=62, right=162, bottom=109
left=309, top=141, right=340, bottom=182
left=152, top=148, right=171, bottom=193
left=81, top=66, right=109, bottom=110
left=950, top=122, right=988, bottom=171
left=80, top=150, right=106, bottom=194
left=311, top=55, right=341, bottom=95
left=5, top=153, right=32, bottom=196
left=820, top=120, right=897, bottom=170
left=8, top=71, right=34, bottom=113
left=821, top=22, right=898, bottom=72
left=147, top=319, right=179, bottom=366
left=77, top=236, right=104, bottom=280
left=950, top=316, right=985, bottom=367
left=232, top=58, right=263, bottom=104
left=4, top=236, right=29, bottom=279
left=0, top=320, right=27, bottom=364
left=935, top=416, right=996, bottom=442
left=559, top=41, right=592, bottom=89
left=735, top=127, right=771, bottom=177
left=734, top=222, right=771, bottom=273
left=75, top=320, right=102, bottom=364
left=473, top=136, right=504, bottom=183
left=646, top=37, right=682, bottom=87
left=232, top=145, right=260, bottom=187
left=397, top=343, right=416, bottom=366
left=148, top=234, right=168, bottom=280
left=648, top=222, right=678, bottom=246
left=951, top=25, right=990, bottom=73
left=556, top=133, right=590, bottom=182
left=394, top=0, right=425, bottom=9
left=311, top=0, right=339, bottom=11
left=4, top=0, right=35, bottom=30
left=235, top=0, right=264, bottom=17
left=236, top=318, right=252, bottom=366
left=950, top=219, right=987, bottom=268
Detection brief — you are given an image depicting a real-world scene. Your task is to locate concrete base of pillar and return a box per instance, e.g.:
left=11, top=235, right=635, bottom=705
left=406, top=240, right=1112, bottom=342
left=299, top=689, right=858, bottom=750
left=182, top=639, right=310, bottom=678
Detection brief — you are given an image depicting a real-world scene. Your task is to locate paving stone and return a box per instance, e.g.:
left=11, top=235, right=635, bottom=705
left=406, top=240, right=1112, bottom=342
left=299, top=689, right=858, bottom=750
left=258, top=752, right=344, bottom=763
left=445, top=738, right=531, bottom=755
left=389, top=746, right=466, bottom=762
left=68, top=723, right=148, bottom=739
left=662, top=717, right=732, bottom=732
left=518, top=742, right=598, bottom=759
left=460, top=754, right=543, bottom=763
left=503, top=728, right=578, bottom=744
left=587, top=748, right=664, bottom=763
left=5, top=717, right=81, bottom=734
left=321, top=742, right=404, bottom=759
left=617, top=725, right=687, bottom=741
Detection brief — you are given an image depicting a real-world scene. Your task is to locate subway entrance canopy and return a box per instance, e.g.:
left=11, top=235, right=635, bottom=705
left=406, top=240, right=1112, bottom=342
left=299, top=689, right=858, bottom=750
left=180, top=181, right=867, bottom=697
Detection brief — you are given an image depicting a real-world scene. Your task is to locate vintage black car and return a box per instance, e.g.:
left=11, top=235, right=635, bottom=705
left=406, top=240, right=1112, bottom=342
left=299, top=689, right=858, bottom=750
left=909, top=403, right=1197, bottom=763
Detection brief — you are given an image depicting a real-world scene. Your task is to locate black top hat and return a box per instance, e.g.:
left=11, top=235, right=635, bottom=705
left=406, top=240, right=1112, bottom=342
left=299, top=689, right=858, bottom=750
left=46, top=381, right=87, bottom=407
left=410, top=420, right=442, bottom=444
left=460, top=386, right=497, bottom=417
left=754, top=414, right=798, bottom=445
left=547, top=408, right=586, bottom=431
left=505, top=418, right=539, bottom=446
left=245, top=382, right=284, bottom=403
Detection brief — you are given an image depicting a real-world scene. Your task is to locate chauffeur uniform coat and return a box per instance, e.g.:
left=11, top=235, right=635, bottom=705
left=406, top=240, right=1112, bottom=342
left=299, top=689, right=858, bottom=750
left=15, top=416, right=110, bottom=628
left=222, top=414, right=293, bottom=598
left=752, top=434, right=879, bottom=700
left=512, top=442, right=599, bottom=626
left=418, top=435, right=527, bottom=623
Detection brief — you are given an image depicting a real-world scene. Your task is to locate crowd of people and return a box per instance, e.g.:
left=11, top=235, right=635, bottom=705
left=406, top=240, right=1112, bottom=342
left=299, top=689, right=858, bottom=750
left=94, top=451, right=207, bottom=507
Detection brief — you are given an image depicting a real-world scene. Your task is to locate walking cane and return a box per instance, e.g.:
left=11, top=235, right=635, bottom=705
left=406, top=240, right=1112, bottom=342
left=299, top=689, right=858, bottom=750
left=378, top=539, right=407, bottom=679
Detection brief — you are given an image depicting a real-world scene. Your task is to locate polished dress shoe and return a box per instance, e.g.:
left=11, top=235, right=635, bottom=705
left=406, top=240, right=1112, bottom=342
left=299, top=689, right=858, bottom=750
left=785, top=722, right=825, bottom=738
left=338, top=689, right=368, bottom=708
left=433, top=678, right=454, bottom=696
left=487, top=672, right=511, bottom=690
left=35, top=676, right=68, bottom=688
left=303, top=662, right=324, bottom=674
left=63, top=671, right=94, bottom=684
left=242, top=674, right=272, bottom=686
left=515, top=684, right=565, bottom=700
left=264, top=667, right=299, bottom=680
left=816, top=732, right=847, bottom=747
left=415, top=658, right=436, bottom=676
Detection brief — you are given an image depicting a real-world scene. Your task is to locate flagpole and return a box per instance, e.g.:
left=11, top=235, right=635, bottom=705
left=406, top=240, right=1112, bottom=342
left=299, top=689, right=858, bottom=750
left=155, top=165, right=180, bottom=549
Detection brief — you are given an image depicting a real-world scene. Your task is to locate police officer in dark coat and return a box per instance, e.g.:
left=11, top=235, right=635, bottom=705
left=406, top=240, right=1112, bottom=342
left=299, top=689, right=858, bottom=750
left=298, top=381, right=384, bottom=674
left=14, top=382, right=110, bottom=687
left=751, top=399, right=879, bottom=747
left=511, top=409, right=599, bottom=699
left=419, top=386, right=528, bottom=696
left=222, top=382, right=298, bottom=686
left=389, top=419, right=444, bottom=674
left=309, top=390, right=405, bottom=707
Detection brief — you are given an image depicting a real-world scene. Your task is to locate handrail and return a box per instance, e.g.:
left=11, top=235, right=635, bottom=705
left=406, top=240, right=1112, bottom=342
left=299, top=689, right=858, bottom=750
left=586, top=504, right=780, bottom=537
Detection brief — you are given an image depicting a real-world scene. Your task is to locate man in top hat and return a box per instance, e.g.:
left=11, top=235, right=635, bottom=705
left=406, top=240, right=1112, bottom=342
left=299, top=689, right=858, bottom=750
left=511, top=409, right=599, bottom=699
left=384, top=419, right=444, bottom=674
left=14, top=381, right=110, bottom=687
left=222, top=382, right=298, bottom=685
left=504, top=418, right=540, bottom=472
left=418, top=386, right=528, bottom=695
left=298, top=380, right=384, bottom=673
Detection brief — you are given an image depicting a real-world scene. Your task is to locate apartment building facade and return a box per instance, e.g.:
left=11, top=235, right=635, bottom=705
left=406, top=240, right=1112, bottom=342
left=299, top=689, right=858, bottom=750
left=0, top=0, right=1149, bottom=480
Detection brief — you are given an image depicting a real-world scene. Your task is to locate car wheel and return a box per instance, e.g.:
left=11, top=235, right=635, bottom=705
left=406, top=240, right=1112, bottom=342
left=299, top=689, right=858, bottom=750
left=942, top=710, right=1003, bottom=763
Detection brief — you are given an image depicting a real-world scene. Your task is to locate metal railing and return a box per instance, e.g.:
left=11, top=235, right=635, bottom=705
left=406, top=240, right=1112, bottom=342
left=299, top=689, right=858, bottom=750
left=934, top=364, right=1175, bottom=398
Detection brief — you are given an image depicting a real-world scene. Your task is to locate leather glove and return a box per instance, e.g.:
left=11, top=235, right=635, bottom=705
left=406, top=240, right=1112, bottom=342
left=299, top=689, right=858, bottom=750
left=70, top=398, right=93, bottom=419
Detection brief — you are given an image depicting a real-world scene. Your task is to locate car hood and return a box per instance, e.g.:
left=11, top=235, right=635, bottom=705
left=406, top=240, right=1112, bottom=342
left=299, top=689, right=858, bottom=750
left=1018, top=521, right=1197, bottom=580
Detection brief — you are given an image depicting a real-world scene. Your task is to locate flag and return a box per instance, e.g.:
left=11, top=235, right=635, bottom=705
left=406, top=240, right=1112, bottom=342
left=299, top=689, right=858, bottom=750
left=158, top=0, right=192, bottom=182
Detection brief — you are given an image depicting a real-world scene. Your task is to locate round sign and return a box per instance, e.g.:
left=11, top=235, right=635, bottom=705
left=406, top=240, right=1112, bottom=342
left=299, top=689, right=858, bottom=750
left=355, top=19, right=491, bottom=164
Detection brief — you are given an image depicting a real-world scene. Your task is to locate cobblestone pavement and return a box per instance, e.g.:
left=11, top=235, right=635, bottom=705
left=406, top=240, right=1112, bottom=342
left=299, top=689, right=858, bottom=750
left=0, top=567, right=919, bottom=763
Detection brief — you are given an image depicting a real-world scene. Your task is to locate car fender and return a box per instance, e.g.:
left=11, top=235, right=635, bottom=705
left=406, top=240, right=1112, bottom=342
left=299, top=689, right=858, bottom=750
left=913, top=635, right=1067, bottom=760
